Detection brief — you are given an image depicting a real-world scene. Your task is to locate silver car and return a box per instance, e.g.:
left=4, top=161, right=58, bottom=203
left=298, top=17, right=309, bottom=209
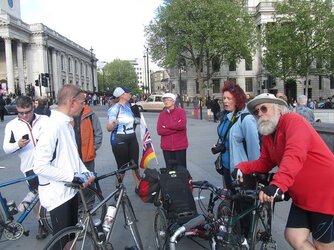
left=5, top=100, right=17, bottom=115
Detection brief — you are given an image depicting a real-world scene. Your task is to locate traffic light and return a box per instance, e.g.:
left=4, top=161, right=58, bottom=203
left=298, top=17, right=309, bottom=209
left=35, top=79, right=39, bottom=86
left=41, top=73, right=48, bottom=87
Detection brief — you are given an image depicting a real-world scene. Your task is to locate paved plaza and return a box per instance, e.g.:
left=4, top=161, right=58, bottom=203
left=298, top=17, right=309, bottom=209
left=0, top=105, right=315, bottom=249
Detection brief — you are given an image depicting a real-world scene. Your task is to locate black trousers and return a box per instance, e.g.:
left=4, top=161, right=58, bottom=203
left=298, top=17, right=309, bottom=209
left=163, top=149, right=187, bottom=169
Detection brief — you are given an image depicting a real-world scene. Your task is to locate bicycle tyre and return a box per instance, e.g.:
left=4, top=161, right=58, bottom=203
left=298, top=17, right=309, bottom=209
left=43, top=225, right=96, bottom=250
left=123, top=196, right=144, bottom=250
left=153, top=207, right=169, bottom=250
left=40, top=185, right=106, bottom=234
left=249, top=202, right=272, bottom=250
left=0, top=209, right=4, bottom=239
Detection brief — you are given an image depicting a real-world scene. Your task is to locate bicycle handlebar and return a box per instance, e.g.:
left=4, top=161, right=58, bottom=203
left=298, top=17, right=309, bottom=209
left=169, top=215, right=205, bottom=245
left=192, top=179, right=284, bottom=202
left=65, top=160, right=138, bottom=188
left=95, top=160, right=137, bottom=181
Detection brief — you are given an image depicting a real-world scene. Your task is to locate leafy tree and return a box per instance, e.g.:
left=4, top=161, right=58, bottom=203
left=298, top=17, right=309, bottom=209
left=145, top=0, right=256, bottom=96
left=97, top=59, right=138, bottom=92
left=262, top=0, right=334, bottom=94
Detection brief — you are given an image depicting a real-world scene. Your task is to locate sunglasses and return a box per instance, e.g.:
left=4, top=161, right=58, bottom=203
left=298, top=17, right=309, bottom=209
left=253, top=105, right=268, bottom=116
left=18, top=109, right=33, bottom=116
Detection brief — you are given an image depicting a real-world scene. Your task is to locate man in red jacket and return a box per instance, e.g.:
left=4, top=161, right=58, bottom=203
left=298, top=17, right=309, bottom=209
left=233, top=93, right=334, bottom=249
left=157, top=93, right=188, bottom=168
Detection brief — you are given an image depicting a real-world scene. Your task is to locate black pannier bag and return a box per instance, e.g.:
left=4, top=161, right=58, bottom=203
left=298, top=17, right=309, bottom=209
left=138, top=168, right=160, bottom=203
left=159, top=167, right=197, bottom=225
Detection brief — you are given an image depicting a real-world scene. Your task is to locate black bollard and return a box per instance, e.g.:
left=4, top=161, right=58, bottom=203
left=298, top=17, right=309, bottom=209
left=199, top=97, right=203, bottom=120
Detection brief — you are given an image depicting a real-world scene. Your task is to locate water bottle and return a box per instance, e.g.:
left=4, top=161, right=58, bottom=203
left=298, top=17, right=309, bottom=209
left=18, top=191, right=36, bottom=212
left=7, top=200, right=18, bottom=216
left=103, top=205, right=116, bottom=232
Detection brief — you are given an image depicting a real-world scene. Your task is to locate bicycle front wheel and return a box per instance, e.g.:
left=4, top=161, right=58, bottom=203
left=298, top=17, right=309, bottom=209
left=153, top=207, right=169, bottom=250
left=40, top=185, right=106, bottom=234
left=250, top=202, right=272, bottom=250
left=123, top=196, right=144, bottom=250
left=43, top=226, right=96, bottom=250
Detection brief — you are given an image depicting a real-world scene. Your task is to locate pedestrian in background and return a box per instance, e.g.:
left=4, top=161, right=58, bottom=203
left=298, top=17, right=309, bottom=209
left=157, top=93, right=188, bottom=168
left=33, top=84, right=95, bottom=240
left=211, top=98, right=221, bottom=122
left=234, top=93, right=334, bottom=250
left=192, top=96, right=199, bottom=119
left=295, top=95, right=315, bottom=124
left=107, top=86, right=141, bottom=190
left=3, top=95, right=50, bottom=239
left=0, top=95, right=5, bottom=122
left=205, top=96, right=213, bottom=121
left=34, top=97, right=51, bottom=117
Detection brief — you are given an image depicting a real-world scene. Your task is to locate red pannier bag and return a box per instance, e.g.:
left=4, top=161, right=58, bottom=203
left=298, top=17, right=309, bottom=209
left=138, top=168, right=160, bottom=203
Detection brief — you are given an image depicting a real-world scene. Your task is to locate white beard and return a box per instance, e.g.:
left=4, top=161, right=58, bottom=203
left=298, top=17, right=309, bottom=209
left=257, top=113, right=280, bottom=136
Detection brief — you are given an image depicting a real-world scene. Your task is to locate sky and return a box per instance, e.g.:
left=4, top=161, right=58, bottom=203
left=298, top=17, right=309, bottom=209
left=20, top=0, right=163, bottom=69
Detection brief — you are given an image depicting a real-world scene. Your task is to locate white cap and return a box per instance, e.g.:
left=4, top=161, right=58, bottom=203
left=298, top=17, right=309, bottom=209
left=162, top=93, right=176, bottom=101
left=113, top=86, right=131, bottom=98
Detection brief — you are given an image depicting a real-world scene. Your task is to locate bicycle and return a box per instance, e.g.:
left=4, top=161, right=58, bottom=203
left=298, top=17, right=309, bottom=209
left=154, top=178, right=230, bottom=250
left=155, top=174, right=283, bottom=250
left=0, top=172, right=105, bottom=242
left=39, top=175, right=107, bottom=235
left=214, top=173, right=283, bottom=250
left=43, top=160, right=144, bottom=250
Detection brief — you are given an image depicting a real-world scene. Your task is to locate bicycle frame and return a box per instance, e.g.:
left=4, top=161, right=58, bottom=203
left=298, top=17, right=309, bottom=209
left=0, top=175, right=39, bottom=223
left=66, top=162, right=141, bottom=248
left=76, top=183, right=125, bottom=243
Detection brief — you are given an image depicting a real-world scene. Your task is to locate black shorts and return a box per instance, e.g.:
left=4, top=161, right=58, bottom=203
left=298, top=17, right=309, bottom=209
left=24, top=170, right=39, bottom=192
left=50, top=194, right=78, bottom=235
left=286, top=203, right=334, bottom=243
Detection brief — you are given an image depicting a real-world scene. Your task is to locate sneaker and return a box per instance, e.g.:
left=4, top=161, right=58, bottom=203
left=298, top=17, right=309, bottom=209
left=36, top=224, right=49, bottom=240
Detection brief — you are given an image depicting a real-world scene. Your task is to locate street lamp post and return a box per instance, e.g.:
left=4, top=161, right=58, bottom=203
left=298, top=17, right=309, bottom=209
left=44, top=33, right=54, bottom=100
left=90, top=47, right=96, bottom=92
left=144, top=47, right=150, bottom=94
left=143, top=54, right=147, bottom=93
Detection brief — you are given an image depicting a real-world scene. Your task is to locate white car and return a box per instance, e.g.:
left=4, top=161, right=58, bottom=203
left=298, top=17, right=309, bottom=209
left=136, top=95, right=165, bottom=111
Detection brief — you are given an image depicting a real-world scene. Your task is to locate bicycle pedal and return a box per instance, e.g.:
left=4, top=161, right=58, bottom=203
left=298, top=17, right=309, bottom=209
left=263, top=241, right=277, bottom=250
left=23, top=230, right=30, bottom=237
left=103, top=242, right=113, bottom=250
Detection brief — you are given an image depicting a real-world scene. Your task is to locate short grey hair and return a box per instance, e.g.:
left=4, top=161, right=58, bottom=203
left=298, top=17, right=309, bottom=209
left=297, top=95, right=307, bottom=105
left=273, top=103, right=290, bottom=115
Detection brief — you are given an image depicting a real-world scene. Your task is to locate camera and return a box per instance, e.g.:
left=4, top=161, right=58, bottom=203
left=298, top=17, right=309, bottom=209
left=211, top=143, right=226, bottom=155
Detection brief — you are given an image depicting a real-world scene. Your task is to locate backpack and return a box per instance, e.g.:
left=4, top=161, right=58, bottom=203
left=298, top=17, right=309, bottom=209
left=159, top=166, right=197, bottom=225
left=138, top=168, right=160, bottom=203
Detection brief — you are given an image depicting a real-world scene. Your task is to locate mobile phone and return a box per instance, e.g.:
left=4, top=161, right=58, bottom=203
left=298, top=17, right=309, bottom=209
left=22, top=134, right=29, bottom=140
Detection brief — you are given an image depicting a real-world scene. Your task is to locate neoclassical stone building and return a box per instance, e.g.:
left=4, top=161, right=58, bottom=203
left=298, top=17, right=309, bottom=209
left=0, top=0, right=97, bottom=99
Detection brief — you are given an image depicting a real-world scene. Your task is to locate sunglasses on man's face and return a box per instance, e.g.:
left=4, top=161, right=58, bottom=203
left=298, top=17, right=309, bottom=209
left=253, top=105, right=269, bottom=116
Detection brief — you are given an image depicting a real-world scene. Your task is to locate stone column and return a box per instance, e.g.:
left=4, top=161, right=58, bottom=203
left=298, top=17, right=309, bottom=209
left=51, top=49, right=59, bottom=99
left=17, top=41, right=25, bottom=95
left=4, top=38, right=15, bottom=93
